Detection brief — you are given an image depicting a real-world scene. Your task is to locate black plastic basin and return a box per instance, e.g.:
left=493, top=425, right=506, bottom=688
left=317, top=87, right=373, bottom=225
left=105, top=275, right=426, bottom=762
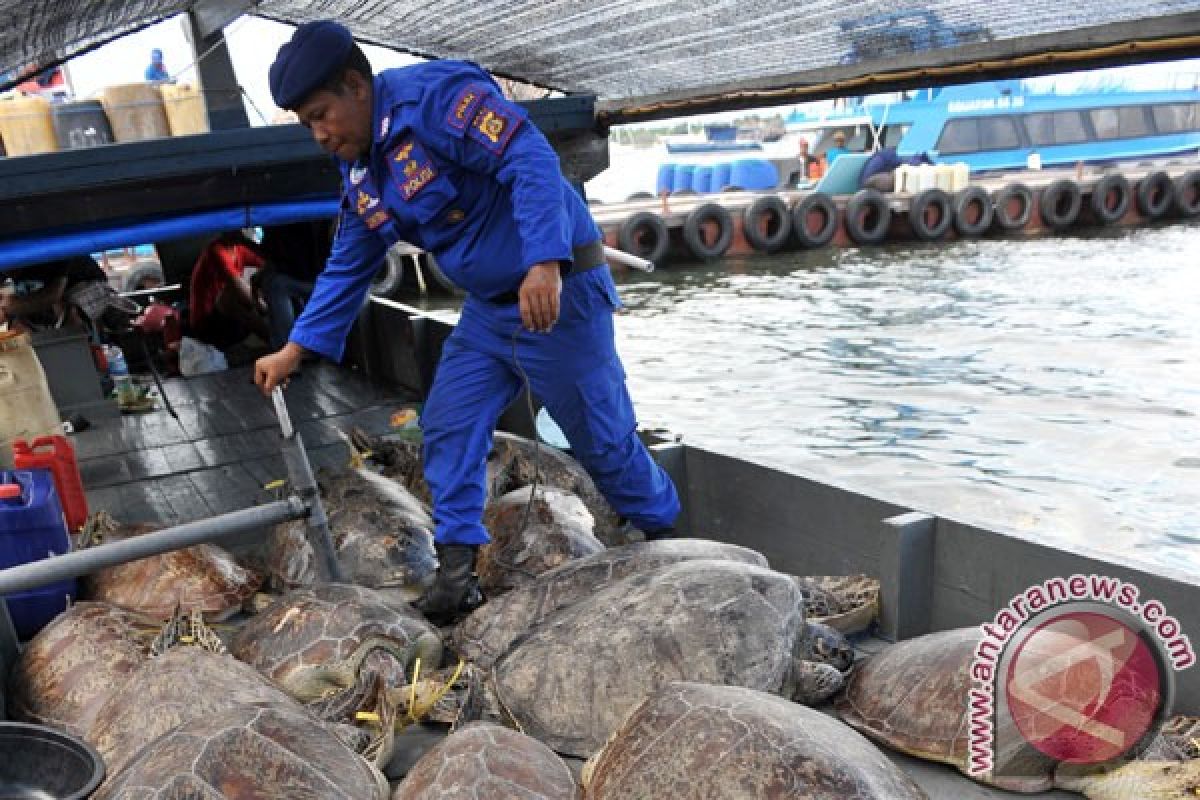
left=0, top=722, right=104, bottom=799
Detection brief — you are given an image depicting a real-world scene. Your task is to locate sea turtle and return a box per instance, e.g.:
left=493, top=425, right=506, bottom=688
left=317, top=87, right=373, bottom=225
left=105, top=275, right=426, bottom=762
left=581, top=681, right=928, bottom=799
left=80, top=511, right=262, bottom=621
left=489, top=431, right=621, bottom=545
left=1053, top=715, right=1200, bottom=799
left=92, top=702, right=390, bottom=800
left=228, top=583, right=442, bottom=703
left=349, top=426, right=431, bottom=504
left=391, top=721, right=577, bottom=799
left=489, top=558, right=849, bottom=757
left=477, top=486, right=605, bottom=595
left=454, top=538, right=769, bottom=669
left=1056, top=759, right=1200, bottom=799
left=8, top=601, right=155, bottom=738
left=348, top=428, right=622, bottom=545
left=794, top=573, right=881, bottom=634
left=86, top=648, right=301, bottom=783
left=835, top=626, right=1058, bottom=793
left=268, top=466, right=437, bottom=594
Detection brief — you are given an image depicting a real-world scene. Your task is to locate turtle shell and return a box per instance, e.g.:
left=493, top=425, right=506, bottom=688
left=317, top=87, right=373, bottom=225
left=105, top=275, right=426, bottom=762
left=793, top=573, right=880, bottom=634
left=455, top=539, right=767, bottom=669
left=490, top=559, right=804, bottom=757
left=91, top=702, right=386, bottom=799
left=228, top=583, right=441, bottom=701
left=489, top=432, right=620, bottom=545
left=478, top=486, right=605, bottom=595
left=87, top=649, right=299, bottom=783
left=392, top=721, right=576, bottom=799
left=582, top=681, right=927, bottom=799
left=835, top=627, right=1056, bottom=793
left=8, top=602, right=154, bottom=737
left=268, top=467, right=437, bottom=592
left=82, top=517, right=261, bottom=621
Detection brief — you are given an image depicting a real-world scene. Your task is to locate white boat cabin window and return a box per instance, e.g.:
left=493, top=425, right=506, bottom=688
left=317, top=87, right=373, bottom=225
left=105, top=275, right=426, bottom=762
left=1023, top=111, right=1089, bottom=147
left=1151, top=103, right=1200, bottom=134
left=1089, top=106, right=1153, bottom=140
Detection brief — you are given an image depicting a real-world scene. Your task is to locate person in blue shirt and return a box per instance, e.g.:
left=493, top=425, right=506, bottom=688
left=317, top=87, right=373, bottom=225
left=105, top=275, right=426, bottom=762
left=256, top=21, right=681, bottom=623
left=823, top=131, right=850, bottom=169
left=144, top=49, right=169, bottom=82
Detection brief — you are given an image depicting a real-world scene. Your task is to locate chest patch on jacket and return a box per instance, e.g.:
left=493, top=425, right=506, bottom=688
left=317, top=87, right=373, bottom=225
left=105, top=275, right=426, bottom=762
left=468, top=96, right=521, bottom=154
left=388, top=138, right=438, bottom=201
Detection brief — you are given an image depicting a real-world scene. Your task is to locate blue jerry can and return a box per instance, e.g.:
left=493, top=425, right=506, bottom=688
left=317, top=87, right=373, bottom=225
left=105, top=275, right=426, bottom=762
left=0, top=469, right=77, bottom=640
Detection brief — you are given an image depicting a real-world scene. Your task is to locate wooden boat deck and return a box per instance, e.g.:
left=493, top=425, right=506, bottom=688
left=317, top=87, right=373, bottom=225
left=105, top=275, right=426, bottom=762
left=75, top=362, right=416, bottom=527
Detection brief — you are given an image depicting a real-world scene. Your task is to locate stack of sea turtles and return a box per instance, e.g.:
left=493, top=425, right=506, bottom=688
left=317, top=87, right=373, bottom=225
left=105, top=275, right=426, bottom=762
left=9, top=424, right=1191, bottom=799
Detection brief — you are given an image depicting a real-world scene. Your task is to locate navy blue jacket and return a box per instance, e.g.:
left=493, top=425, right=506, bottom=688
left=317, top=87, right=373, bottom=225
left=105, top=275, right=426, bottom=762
left=289, top=61, right=602, bottom=361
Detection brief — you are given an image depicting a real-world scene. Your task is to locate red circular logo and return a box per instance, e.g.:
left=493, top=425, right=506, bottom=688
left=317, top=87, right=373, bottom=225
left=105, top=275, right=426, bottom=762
left=1004, top=611, right=1164, bottom=764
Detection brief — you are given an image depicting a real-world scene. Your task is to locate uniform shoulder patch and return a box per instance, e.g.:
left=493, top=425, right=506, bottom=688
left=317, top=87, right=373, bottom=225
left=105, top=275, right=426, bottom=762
left=387, top=137, right=438, bottom=201
left=467, top=94, right=522, bottom=155
left=446, top=82, right=488, bottom=132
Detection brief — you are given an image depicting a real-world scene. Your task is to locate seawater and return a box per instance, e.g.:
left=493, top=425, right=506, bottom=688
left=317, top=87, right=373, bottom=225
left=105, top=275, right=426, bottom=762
left=609, top=225, right=1200, bottom=573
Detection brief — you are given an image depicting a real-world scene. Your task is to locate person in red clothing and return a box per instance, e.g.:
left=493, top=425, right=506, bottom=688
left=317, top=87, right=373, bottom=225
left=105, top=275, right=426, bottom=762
left=188, top=231, right=270, bottom=350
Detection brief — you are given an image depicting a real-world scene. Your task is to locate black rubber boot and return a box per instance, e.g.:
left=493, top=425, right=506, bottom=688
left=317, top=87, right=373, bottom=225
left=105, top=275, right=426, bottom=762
left=416, top=543, right=484, bottom=626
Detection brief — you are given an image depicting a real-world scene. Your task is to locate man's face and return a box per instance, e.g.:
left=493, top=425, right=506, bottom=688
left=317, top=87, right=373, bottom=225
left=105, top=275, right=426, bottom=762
left=293, top=73, right=373, bottom=162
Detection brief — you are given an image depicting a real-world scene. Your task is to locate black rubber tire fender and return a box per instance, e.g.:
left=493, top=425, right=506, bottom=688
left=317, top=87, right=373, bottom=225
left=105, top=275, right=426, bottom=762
left=422, top=251, right=462, bottom=294
left=742, top=195, right=793, bottom=253
left=617, top=211, right=670, bottom=265
left=790, top=193, right=838, bottom=249
left=952, top=186, right=993, bottom=238
left=908, top=188, right=953, bottom=241
left=844, top=189, right=891, bottom=245
left=370, top=249, right=406, bottom=297
left=1173, top=170, right=1200, bottom=217
left=1088, top=173, right=1130, bottom=226
left=1136, top=171, right=1173, bottom=219
left=1039, top=179, right=1082, bottom=231
left=682, top=203, right=735, bottom=260
left=991, top=183, right=1033, bottom=231
left=122, top=261, right=165, bottom=293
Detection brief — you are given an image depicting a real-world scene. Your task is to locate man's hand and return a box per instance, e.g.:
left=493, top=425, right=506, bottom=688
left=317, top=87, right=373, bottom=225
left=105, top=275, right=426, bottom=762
left=518, top=262, right=562, bottom=333
left=254, top=342, right=305, bottom=394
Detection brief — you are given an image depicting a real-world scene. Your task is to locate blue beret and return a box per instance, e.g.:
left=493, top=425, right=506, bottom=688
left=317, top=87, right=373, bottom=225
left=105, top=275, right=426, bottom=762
left=269, top=20, right=355, bottom=109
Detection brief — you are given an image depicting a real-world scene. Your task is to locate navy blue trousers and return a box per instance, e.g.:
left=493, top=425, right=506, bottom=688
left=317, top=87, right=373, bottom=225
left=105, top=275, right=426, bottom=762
left=420, top=268, right=680, bottom=545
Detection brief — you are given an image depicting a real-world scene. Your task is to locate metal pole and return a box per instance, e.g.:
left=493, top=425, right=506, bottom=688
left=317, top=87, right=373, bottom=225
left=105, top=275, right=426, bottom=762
left=272, top=387, right=344, bottom=582
left=0, top=499, right=305, bottom=596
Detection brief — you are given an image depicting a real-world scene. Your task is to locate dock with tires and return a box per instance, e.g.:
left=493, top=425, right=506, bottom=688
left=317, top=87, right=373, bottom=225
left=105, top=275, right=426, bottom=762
left=590, top=162, right=1200, bottom=266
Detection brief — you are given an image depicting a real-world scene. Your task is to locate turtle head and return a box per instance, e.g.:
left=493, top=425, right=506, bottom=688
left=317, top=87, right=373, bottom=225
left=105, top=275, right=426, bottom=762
left=804, top=621, right=856, bottom=673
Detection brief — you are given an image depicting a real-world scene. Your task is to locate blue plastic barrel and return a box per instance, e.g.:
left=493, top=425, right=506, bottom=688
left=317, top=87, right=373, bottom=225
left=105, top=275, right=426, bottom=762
left=673, top=164, right=697, bottom=193
left=712, top=162, right=733, bottom=191
left=0, top=470, right=77, bottom=640
left=730, top=159, right=780, bottom=190
left=655, top=164, right=676, bottom=195
left=694, top=166, right=714, bottom=194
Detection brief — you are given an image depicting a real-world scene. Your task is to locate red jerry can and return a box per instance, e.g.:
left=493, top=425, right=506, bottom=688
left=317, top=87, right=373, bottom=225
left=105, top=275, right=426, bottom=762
left=12, top=435, right=88, bottom=533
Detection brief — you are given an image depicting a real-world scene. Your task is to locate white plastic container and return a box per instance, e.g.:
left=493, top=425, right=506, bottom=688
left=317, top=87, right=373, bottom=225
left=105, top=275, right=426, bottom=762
left=934, top=164, right=955, bottom=191
left=951, top=162, right=971, bottom=191
left=916, top=164, right=937, bottom=192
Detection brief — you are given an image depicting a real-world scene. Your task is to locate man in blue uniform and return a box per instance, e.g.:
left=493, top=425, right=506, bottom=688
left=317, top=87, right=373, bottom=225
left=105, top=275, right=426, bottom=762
left=256, top=21, right=680, bottom=622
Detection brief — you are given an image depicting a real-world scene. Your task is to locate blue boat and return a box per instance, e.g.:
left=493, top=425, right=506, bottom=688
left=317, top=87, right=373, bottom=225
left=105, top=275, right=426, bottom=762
left=784, top=78, right=1200, bottom=173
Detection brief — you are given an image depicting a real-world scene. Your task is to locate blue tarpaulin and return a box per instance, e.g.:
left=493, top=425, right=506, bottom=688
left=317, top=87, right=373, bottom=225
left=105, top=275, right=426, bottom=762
left=0, top=197, right=339, bottom=272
